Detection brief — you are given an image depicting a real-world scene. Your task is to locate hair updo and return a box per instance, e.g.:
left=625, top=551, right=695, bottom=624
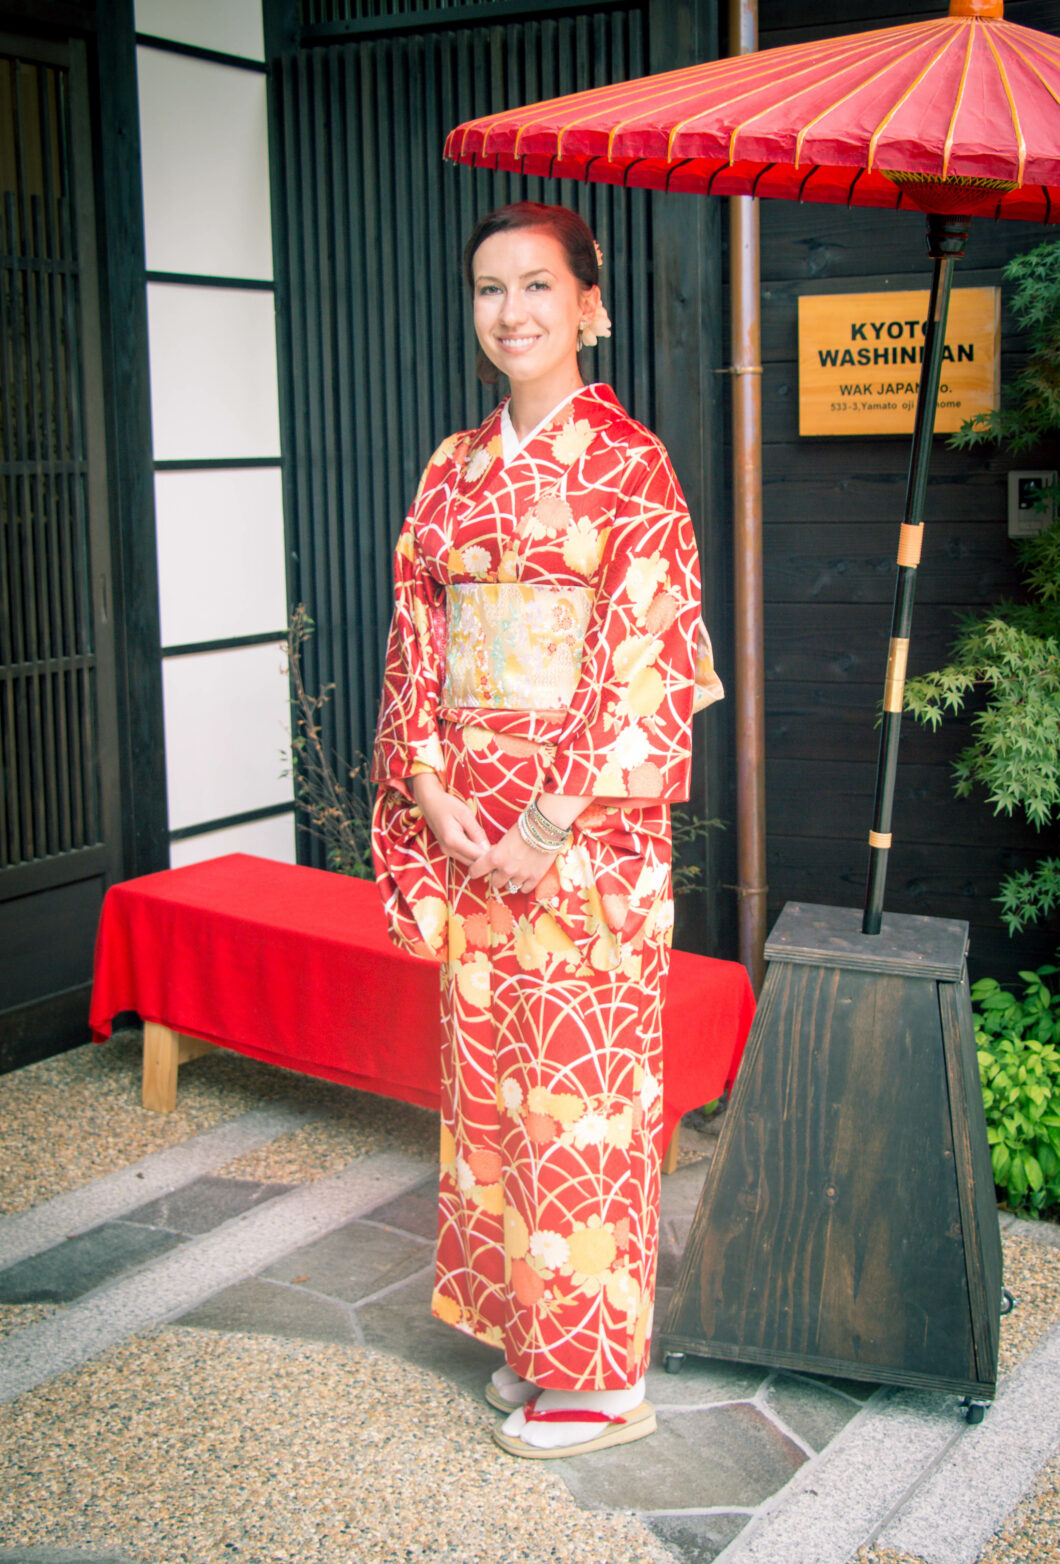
left=463, top=202, right=600, bottom=385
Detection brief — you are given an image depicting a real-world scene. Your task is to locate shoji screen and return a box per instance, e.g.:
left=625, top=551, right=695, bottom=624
left=135, top=0, right=295, bottom=868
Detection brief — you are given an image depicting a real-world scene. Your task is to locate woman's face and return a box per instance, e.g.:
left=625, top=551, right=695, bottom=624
left=471, top=228, right=598, bottom=395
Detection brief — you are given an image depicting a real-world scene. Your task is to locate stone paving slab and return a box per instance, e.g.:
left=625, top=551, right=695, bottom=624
left=876, top=1316, right=1060, bottom=1563
left=360, top=1174, right=443, bottom=1241
left=646, top=1355, right=766, bottom=1409
left=2, top=1098, right=1056, bottom=1564
left=178, top=1275, right=361, bottom=1345
left=716, top=1386, right=962, bottom=1563
left=262, top=1215, right=432, bottom=1302
left=764, top=1373, right=865, bottom=1452
left=356, top=1265, right=499, bottom=1398
left=0, top=1223, right=182, bottom=1305
left=554, top=1401, right=809, bottom=1513
left=714, top=1304, right=1060, bottom=1564
left=123, top=1173, right=294, bottom=1235
left=648, top=1513, right=752, bottom=1564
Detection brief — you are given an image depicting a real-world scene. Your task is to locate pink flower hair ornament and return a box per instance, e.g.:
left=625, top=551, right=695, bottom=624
left=579, top=299, right=612, bottom=349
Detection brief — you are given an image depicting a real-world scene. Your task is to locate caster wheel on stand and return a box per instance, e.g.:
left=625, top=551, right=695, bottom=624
left=664, top=1352, right=685, bottom=1375
left=961, top=1397, right=987, bottom=1425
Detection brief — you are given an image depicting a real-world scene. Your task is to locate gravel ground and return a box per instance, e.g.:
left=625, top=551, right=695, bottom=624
left=978, top=1451, right=1060, bottom=1564
left=0, top=1032, right=679, bottom=1562
left=5, top=1033, right=1060, bottom=1564
left=0, top=1030, right=440, bottom=1214
left=0, top=1028, right=706, bottom=1203
left=0, top=1301, right=57, bottom=1341
left=996, top=1230, right=1060, bottom=1372
left=0, top=1328, right=674, bottom=1564
left=856, top=1227, right=1060, bottom=1564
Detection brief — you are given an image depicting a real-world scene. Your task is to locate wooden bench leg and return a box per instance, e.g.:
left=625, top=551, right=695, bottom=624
left=662, top=1123, right=681, bottom=1175
left=142, top=1023, right=216, bottom=1113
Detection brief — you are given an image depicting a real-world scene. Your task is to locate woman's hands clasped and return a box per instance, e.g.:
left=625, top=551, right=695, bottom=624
left=410, top=771, right=489, bottom=867
left=411, top=773, right=588, bottom=897
left=469, top=826, right=558, bottom=898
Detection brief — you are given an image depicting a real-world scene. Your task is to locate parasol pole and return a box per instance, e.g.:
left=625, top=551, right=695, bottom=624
left=728, top=0, right=768, bottom=990
left=862, top=211, right=970, bottom=935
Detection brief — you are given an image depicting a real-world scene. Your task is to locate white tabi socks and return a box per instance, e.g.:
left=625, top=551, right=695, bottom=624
left=500, top=1376, right=646, bottom=1450
left=490, top=1364, right=538, bottom=1407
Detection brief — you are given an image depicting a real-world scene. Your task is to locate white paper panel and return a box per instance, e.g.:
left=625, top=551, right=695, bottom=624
left=155, top=468, right=288, bottom=647
left=163, top=643, right=293, bottom=831
left=135, top=0, right=265, bottom=61
left=169, top=813, right=296, bottom=869
left=147, top=284, right=281, bottom=460
left=138, top=49, right=272, bottom=280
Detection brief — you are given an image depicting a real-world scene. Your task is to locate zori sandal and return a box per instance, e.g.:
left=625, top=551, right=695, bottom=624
left=491, top=1395, right=657, bottom=1459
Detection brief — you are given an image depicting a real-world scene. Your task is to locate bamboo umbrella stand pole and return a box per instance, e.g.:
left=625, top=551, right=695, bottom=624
left=659, top=211, right=1004, bottom=1414
left=863, top=211, right=969, bottom=934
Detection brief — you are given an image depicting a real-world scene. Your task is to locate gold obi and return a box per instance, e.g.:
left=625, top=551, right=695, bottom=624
left=442, top=583, right=593, bottom=710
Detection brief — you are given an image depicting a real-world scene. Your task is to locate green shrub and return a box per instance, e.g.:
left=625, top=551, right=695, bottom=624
left=904, top=521, right=1060, bottom=937
left=973, top=962, right=1060, bottom=1215
left=906, top=237, right=1060, bottom=940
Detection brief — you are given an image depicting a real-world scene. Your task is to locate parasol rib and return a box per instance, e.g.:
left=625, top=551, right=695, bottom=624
left=941, top=22, right=978, bottom=178
left=1002, top=40, right=1060, bottom=121
left=655, top=32, right=940, bottom=162
left=867, top=32, right=959, bottom=171
left=602, top=46, right=885, bottom=162
left=791, top=33, right=953, bottom=169
left=559, top=33, right=903, bottom=158
left=983, top=29, right=1028, bottom=184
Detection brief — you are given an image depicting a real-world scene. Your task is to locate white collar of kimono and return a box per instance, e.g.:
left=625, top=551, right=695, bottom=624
left=499, top=383, right=600, bottom=463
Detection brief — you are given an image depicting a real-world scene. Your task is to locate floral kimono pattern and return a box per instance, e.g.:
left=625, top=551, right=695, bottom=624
left=371, top=383, right=721, bottom=1390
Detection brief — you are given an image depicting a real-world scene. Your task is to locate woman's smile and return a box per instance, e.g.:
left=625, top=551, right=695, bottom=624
left=497, top=334, right=541, bottom=352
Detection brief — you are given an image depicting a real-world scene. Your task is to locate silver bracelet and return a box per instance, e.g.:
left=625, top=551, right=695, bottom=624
left=517, top=811, right=554, bottom=852
left=527, top=797, right=569, bottom=845
left=517, top=807, right=570, bottom=854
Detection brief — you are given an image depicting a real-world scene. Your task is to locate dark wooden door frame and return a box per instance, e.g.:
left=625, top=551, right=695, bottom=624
left=90, top=0, right=167, bottom=882
left=0, top=0, right=166, bottom=1069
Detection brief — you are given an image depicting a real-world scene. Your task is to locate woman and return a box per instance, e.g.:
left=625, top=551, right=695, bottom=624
left=371, top=202, right=722, bottom=1458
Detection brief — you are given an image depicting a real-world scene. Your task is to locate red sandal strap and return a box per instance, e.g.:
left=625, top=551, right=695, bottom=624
left=522, top=1395, right=626, bottom=1426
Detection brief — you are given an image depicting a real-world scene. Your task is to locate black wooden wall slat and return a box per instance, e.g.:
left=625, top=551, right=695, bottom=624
left=275, top=6, right=660, bottom=871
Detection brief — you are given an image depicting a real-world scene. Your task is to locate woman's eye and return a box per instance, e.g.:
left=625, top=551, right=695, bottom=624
left=476, top=284, right=501, bottom=296
left=528, top=280, right=550, bottom=291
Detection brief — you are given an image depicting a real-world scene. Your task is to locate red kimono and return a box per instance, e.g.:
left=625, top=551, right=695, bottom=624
left=371, top=383, right=721, bottom=1389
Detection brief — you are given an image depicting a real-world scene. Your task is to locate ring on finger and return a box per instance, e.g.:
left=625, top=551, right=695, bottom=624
left=505, top=878, right=521, bottom=895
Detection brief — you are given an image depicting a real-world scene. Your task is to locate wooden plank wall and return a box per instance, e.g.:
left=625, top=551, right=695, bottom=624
left=752, top=0, right=1059, bottom=984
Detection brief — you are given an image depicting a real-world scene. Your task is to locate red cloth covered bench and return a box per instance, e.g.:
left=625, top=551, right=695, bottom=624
left=90, top=854, right=754, bottom=1169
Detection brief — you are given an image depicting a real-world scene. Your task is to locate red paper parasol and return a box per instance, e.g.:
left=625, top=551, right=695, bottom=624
left=445, top=0, right=1060, bottom=939
left=446, top=1, right=1060, bottom=223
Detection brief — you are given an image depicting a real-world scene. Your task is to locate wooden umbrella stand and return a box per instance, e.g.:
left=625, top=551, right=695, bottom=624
left=659, top=213, right=1006, bottom=1417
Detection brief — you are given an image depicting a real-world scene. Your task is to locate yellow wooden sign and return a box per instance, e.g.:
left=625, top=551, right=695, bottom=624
left=798, top=287, right=1000, bottom=437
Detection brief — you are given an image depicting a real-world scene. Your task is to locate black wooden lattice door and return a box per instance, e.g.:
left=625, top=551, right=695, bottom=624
left=0, top=36, right=121, bottom=1068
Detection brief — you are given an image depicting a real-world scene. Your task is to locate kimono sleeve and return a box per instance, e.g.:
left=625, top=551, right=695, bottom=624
left=546, top=445, right=711, bottom=804
left=370, top=507, right=447, bottom=792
